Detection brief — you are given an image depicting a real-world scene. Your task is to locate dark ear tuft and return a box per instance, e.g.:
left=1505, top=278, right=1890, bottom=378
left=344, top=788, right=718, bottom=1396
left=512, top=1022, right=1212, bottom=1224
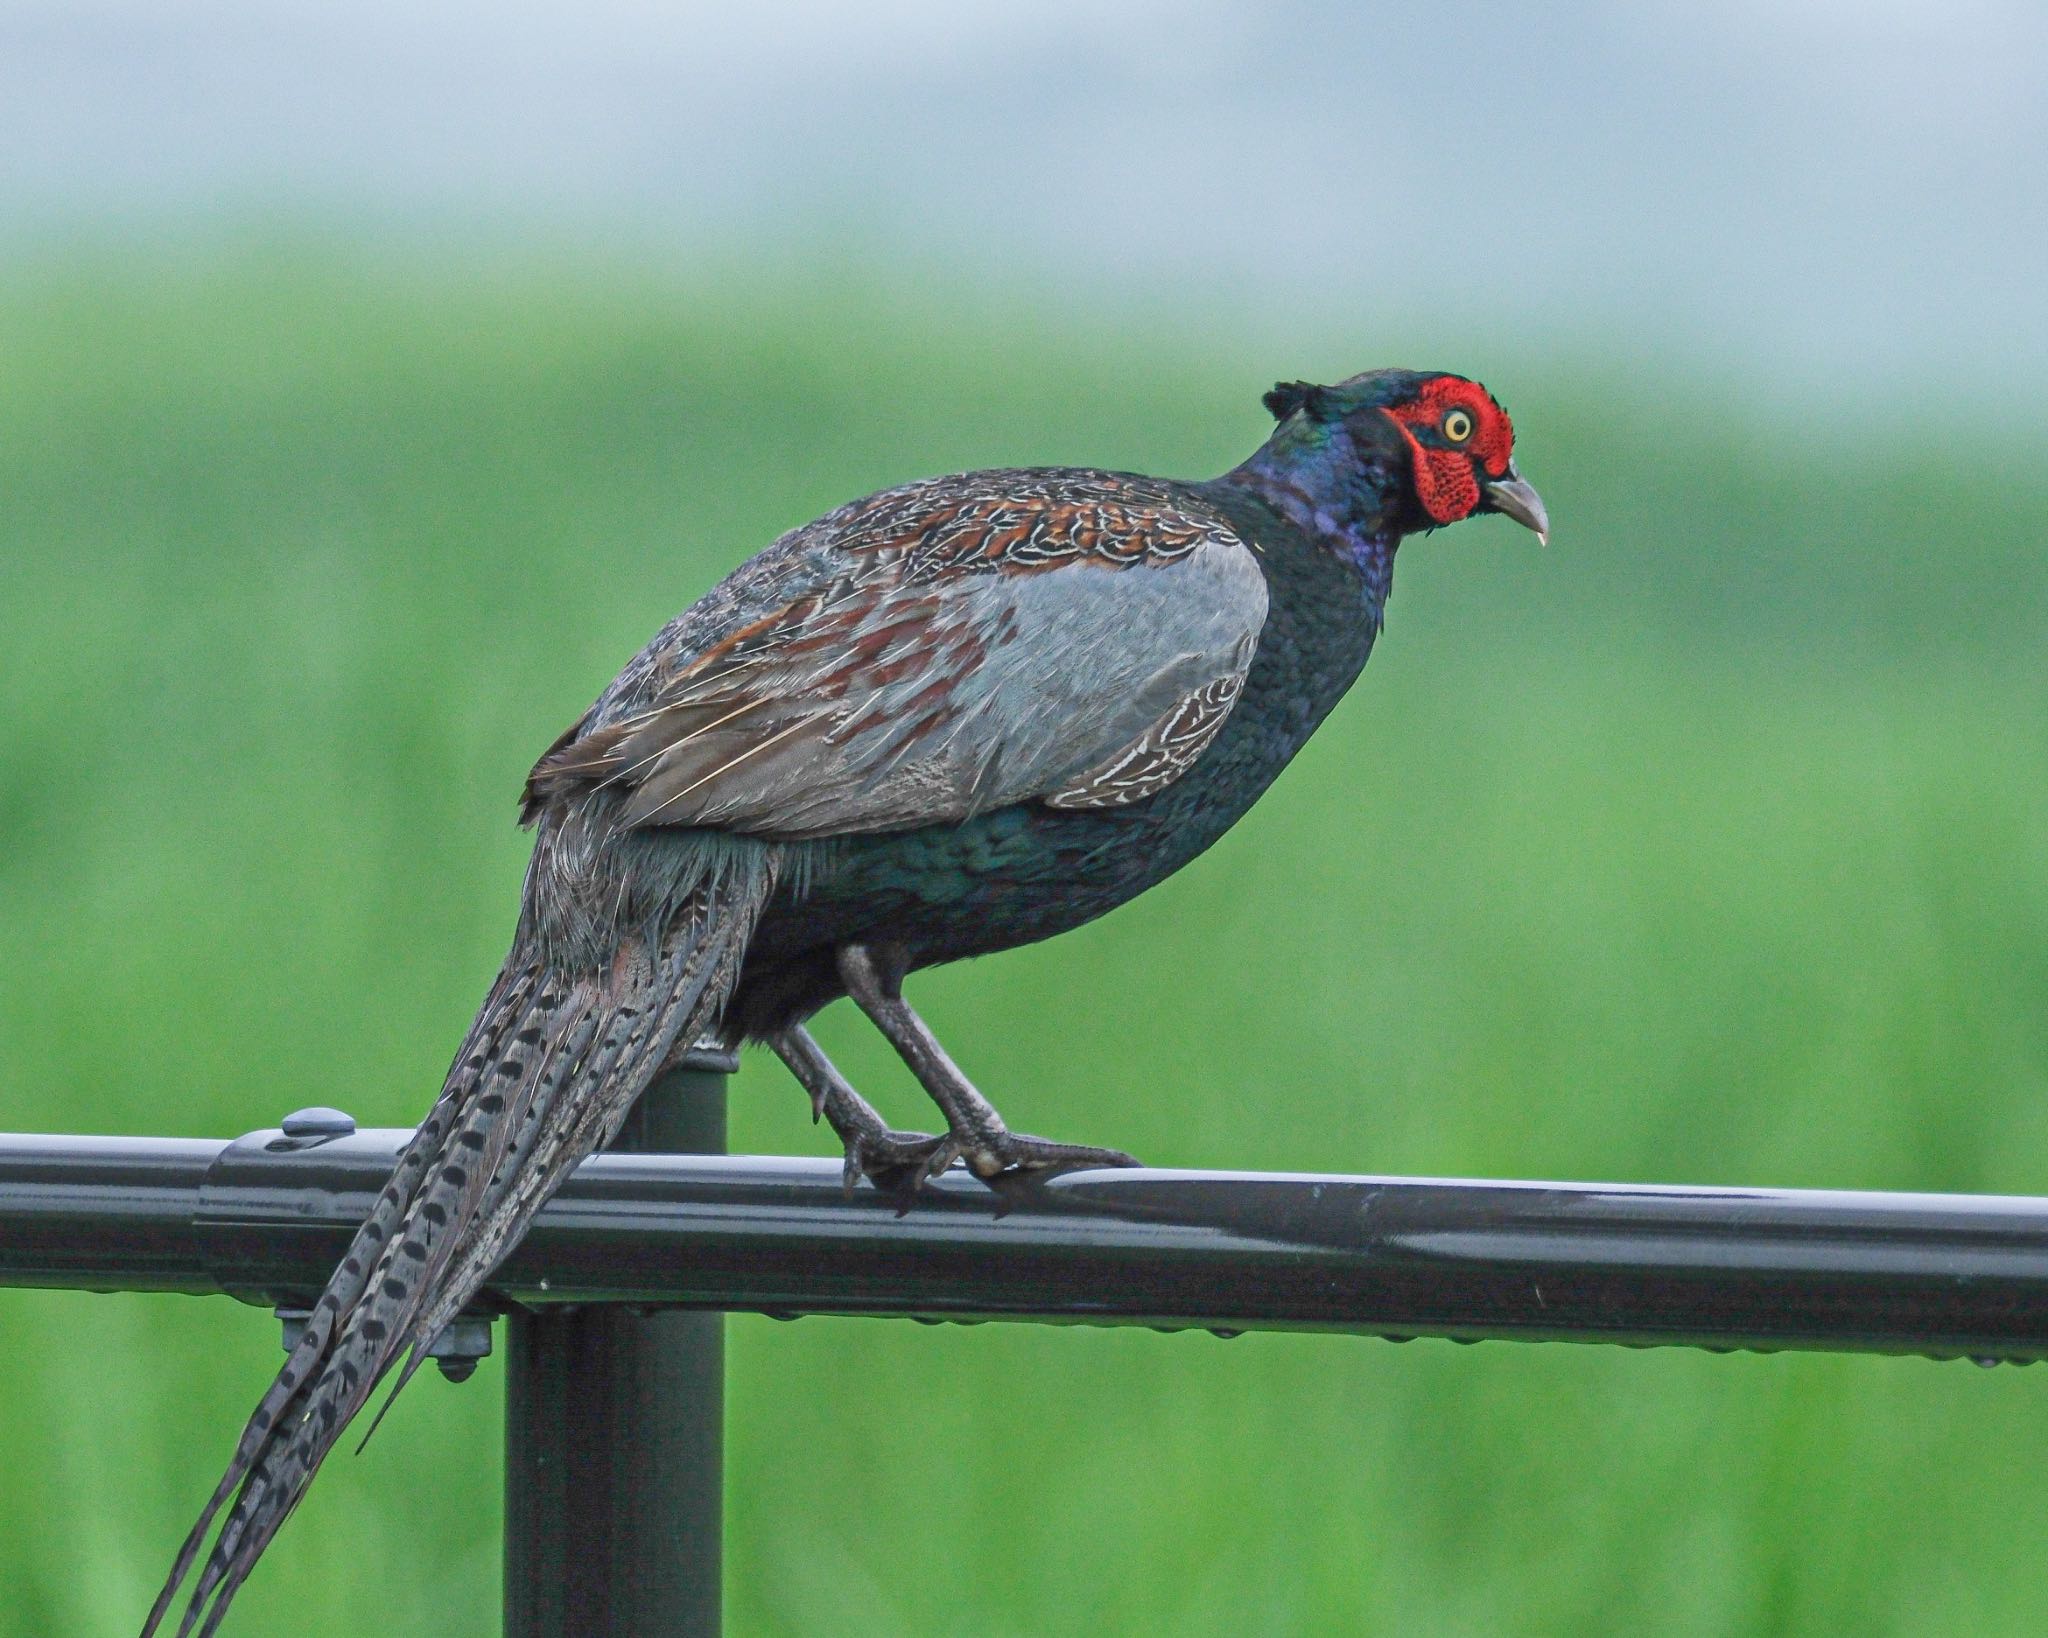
left=1263, top=381, right=1328, bottom=422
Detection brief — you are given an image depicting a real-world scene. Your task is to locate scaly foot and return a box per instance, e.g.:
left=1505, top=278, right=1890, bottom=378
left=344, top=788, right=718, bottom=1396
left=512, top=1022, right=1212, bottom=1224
left=827, top=1096, right=958, bottom=1200
left=834, top=943, right=1143, bottom=1185
left=769, top=1025, right=958, bottom=1203
left=952, top=1130, right=1141, bottom=1182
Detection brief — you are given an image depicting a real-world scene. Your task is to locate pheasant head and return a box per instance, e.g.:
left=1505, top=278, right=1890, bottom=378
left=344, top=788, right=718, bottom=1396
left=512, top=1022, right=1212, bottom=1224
left=1244, top=367, right=1548, bottom=552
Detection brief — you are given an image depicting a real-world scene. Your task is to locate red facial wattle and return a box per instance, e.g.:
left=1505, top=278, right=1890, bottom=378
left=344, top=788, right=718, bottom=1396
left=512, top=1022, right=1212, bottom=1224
left=1382, top=377, right=1516, bottom=526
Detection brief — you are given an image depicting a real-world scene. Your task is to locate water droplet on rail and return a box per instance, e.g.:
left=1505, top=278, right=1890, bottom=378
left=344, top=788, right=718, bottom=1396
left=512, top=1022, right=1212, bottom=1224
left=1208, top=1328, right=1243, bottom=1340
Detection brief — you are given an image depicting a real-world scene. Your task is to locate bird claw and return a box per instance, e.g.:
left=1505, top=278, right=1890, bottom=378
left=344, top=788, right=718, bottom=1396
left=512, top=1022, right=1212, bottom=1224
left=837, top=1110, right=1137, bottom=1199
left=790, top=1027, right=1137, bottom=1206
left=838, top=1127, right=959, bottom=1207
left=957, top=1131, right=1142, bottom=1182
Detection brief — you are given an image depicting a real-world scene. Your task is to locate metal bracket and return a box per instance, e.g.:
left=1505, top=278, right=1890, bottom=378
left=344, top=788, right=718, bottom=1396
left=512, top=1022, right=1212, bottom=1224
left=255, top=1106, right=496, bottom=1381
left=274, top=1304, right=496, bottom=1383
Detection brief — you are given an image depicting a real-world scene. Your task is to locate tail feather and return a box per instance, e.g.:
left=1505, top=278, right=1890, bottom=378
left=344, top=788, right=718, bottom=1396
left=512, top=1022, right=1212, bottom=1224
left=371, top=879, right=749, bottom=1441
left=166, top=962, right=587, bottom=1638
left=144, top=860, right=772, bottom=1637
left=140, top=958, right=542, bottom=1638
left=411, top=875, right=750, bottom=1352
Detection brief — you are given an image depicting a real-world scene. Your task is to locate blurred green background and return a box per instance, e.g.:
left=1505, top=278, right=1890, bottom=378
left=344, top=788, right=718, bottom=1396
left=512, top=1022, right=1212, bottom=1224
left=0, top=253, right=2044, bottom=1634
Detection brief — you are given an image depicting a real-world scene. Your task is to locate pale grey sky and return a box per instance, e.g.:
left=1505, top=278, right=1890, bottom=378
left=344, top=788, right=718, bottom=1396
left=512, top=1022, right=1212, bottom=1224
left=3, top=1, right=2044, bottom=394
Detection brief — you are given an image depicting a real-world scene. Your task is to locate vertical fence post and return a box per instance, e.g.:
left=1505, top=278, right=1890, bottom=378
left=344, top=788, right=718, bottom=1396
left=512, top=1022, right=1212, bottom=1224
left=503, top=1046, right=731, bottom=1638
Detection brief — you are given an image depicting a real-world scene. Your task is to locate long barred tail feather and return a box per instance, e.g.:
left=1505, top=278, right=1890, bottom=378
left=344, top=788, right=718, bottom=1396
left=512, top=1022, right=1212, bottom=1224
left=361, top=875, right=757, bottom=1449
left=137, top=957, right=541, bottom=1638
left=142, top=854, right=775, bottom=1638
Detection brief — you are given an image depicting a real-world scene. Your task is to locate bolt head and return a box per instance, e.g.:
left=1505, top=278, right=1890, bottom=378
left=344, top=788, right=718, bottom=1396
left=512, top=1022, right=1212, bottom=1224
left=281, top=1106, right=357, bottom=1139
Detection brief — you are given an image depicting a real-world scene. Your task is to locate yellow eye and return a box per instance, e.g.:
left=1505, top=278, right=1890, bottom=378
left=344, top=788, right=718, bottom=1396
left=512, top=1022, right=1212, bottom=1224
left=1442, top=408, right=1474, bottom=443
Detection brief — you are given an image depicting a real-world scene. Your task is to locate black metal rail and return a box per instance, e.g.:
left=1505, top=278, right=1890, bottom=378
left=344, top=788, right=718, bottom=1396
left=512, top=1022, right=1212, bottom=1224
left=7, top=1065, right=2048, bottom=1637
left=6, top=1113, right=2048, bottom=1363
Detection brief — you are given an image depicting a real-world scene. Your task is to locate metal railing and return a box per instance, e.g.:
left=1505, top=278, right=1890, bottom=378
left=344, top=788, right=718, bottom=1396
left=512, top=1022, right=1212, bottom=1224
left=5, top=1054, right=2047, bottom=1635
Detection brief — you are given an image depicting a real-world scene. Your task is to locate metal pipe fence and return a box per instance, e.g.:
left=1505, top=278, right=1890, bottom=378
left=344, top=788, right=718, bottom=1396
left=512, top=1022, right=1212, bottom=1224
left=5, top=1054, right=2046, bottom=1633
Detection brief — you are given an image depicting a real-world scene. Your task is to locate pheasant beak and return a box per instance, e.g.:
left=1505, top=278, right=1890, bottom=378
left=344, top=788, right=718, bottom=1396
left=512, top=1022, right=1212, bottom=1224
left=1482, top=466, right=1549, bottom=546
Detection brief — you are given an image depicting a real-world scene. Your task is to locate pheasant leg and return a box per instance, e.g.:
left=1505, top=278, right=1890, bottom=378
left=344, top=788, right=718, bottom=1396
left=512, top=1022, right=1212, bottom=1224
left=836, top=943, right=1141, bottom=1181
left=770, top=1024, right=957, bottom=1195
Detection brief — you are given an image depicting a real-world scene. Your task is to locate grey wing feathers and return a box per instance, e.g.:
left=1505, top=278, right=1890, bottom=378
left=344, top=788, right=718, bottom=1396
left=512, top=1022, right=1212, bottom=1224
left=1044, top=632, right=1257, bottom=809
left=524, top=470, right=1269, bottom=837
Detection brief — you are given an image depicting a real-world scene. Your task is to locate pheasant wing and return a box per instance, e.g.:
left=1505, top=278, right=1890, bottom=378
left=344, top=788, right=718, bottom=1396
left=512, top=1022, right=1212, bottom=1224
left=525, top=470, right=1269, bottom=838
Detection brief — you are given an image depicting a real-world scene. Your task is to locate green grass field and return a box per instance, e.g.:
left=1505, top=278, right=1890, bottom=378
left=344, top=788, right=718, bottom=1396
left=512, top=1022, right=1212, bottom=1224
left=1, top=255, right=2044, bottom=1635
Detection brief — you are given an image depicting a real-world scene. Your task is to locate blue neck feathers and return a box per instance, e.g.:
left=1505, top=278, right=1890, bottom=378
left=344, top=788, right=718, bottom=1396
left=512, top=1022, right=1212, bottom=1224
left=1225, top=424, right=1403, bottom=624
